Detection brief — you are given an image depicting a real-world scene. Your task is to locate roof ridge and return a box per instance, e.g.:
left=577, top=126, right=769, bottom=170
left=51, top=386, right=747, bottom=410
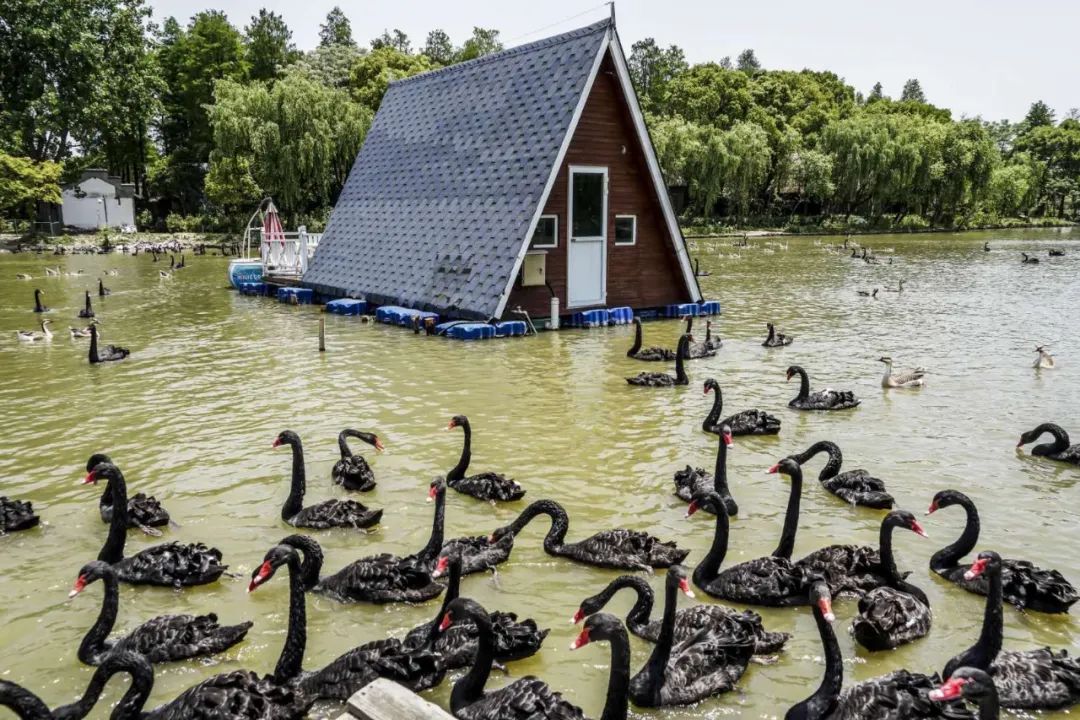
left=389, top=18, right=610, bottom=89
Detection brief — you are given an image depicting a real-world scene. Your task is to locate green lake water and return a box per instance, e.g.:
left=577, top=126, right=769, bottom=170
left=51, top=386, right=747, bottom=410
left=0, top=227, right=1077, bottom=718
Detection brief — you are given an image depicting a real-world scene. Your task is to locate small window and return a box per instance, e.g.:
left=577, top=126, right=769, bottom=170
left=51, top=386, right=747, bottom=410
left=531, top=215, right=557, bottom=249
left=614, top=215, right=637, bottom=246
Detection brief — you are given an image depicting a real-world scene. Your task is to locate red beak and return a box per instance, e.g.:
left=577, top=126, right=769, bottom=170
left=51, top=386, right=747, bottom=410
left=685, top=500, right=699, bottom=517
left=427, top=485, right=438, bottom=502
left=929, top=677, right=967, bottom=702
left=248, top=560, right=273, bottom=592
left=785, top=370, right=793, bottom=381
left=82, top=471, right=97, bottom=485
left=374, top=438, right=385, bottom=452
left=927, top=500, right=938, bottom=514
left=439, top=612, right=453, bottom=632
left=1016, top=438, right=1025, bottom=448
left=678, top=578, right=695, bottom=598
left=817, top=597, right=835, bottom=622
left=447, top=420, right=456, bottom=430
left=569, top=626, right=591, bottom=650
left=964, top=557, right=989, bottom=581
left=910, top=520, right=928, bottom=538
left=766, top=464, right=779, bottom=474
left=432, top=556, right=449, bottom=578
left=723, top=431, right=733, bottom=447
left=572, top=608, right=585, bottom=624
left=703, top=384, right=711, bottom=395
left=69, top=575, right=87, bottom=598
left=271, top=438, right=282, bottom=448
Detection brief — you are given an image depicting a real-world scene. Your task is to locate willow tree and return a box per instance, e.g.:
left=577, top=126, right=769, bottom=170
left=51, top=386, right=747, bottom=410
left=207, top=71, right=372, bottom=218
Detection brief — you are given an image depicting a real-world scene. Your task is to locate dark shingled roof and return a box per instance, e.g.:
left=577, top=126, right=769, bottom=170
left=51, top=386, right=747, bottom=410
left=303, top=19, right=612, bottom=319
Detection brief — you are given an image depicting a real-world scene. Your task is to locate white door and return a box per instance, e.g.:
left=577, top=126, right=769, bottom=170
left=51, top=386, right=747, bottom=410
left=567, top=166, right=607, bottom=308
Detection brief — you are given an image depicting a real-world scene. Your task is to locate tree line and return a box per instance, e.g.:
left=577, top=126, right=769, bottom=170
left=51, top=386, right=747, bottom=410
left=1, top=1, right=1077, bottom=234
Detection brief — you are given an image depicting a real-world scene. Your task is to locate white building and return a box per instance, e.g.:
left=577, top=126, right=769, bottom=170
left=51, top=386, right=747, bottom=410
left=60, top=169, right=137, bottom=230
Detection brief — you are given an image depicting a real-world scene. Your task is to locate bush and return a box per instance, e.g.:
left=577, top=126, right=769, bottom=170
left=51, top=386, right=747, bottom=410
left=164, top=214, right=203, bottom=233
left=897, top=215, right=930, bottom=230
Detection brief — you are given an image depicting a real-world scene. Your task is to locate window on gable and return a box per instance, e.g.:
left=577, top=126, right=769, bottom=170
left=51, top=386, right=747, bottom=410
left=614, top=215, right=636, bottom=246
left=530, top=215, right=557, bottom=249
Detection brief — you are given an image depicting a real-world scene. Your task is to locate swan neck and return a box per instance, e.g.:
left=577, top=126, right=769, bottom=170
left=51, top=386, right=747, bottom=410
left=628, top=321, right=642, bottom=356
left=931, top=498, right=979, bottom=571
left=273, top=554, right=307, bottom=683
left=810, top=603, right=844, bottom=712
left=337, top=431, right=352, bottom=459
left=599, top=627, right=631, bottom=720
left=713, top=433, right=729, bottom=495
left=643, top=574, right=680, bottom=697
left=448, top=422, right=471, bottom=481
left=89, top=327, right=99, bottom=362
left=703, top=385, right=722, bottom=431
left=99, top=473, right=128, bottom=563
left=695, top=506, right=729, bottom=591
left=282, top=440, right=306, bottom=521
left=0, top=684, right=52, bottom=720
left=674, top=338, right=688, bottom=383
left=797, top=368, right=810, bottom=400
left=772, top=469, right=802, bottom=559
left=427, top=561, right=462, bottom=646
left=511, top=501, right=567, bottom=550
left=974, top=567, right=1004, bottom=667
left=79, top=571, right=120, bottom=665
left=450, top=607, right=495, bottom=713
left=418, top=489, right=446, bottom=567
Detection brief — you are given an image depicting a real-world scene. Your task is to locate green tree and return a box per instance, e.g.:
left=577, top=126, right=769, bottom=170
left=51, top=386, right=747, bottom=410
left=422, top=29, right=454, bottom=65
left=208, top=71, right=372, bottom=216
left=349, top=47, right=434, bottom=112
left=294, top=44, right=364, bottom=89
left=736, top=49, right=761, bottom=73
left=0, top=152, right=62, bottom=221
left=987, top=157, right=1040, bottom=217
left=456, top=27, right=503, bottom=62
left=667, top=63, right=753, bottom=129
left=628, top=39, right=688, bottom=113
left=245, top=9, right=299, bottom=82
left=319, top=6, right=355, bottom=47
left=900, top=78, right=926, bottom=103
left=1015, top=120, right=1080, bottom=216
left=371, top=29, right=411, bottom=53
left=1023, top=100, right=1055, bottom=129
left=867, top=82, right=884, bottom=103
left=722, top=121, right=772, bottom=221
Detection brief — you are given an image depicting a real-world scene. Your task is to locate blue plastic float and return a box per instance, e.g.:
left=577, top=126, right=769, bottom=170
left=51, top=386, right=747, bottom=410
left=571, top=309, right=610, bottom=328
left=325, top=298, right=367, bottom=315
left=238, top=282, right=267, bottom=296
left=608, top=307, right=633, bottom=325
left=493, top=320, right=526, bottom=337
left=277, top=287, right=313, bottom=304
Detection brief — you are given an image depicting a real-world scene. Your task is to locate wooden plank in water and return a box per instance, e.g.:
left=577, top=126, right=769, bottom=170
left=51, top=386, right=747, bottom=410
left=346, top=679, right=455, bottom=720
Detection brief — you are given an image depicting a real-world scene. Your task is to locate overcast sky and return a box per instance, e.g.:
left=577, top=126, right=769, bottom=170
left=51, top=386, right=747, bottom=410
left=147, top=0, right=1076, bottom=123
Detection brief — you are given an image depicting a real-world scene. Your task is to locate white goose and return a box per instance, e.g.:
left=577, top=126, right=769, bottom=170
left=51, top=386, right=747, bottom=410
left=15, top=273, right=32, bottom=280
left=17, top=320, right=53, bottom=342
left=44, top=266, right=61, bottom=277
left=70, top=320, right=99, bottom=339
left=1034, top=345, right=1056, bottom=369
left=879, top=356, right=926, bottom=388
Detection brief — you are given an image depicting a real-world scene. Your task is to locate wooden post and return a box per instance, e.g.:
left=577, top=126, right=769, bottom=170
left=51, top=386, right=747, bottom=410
left=318, top=317, right=326, bottom=352
left=342, top=679, right=455, bottom=720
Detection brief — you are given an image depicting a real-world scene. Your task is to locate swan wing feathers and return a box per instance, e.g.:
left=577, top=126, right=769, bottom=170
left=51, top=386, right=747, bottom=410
left=657, top=629, right=754, bottom=705
left=490, top=611, right=549, bottom=661
left=991, top=648, right=1080, bottom=710
left=101, top=344, right=130, bottom=360
left=0, top=496, right=39, bottom=532
left=332, top=456, right=375, bottom=490
left=686, top=342, right=717, bottom=359
left=1051, top=445, right=1080, bottom=464
left=709, top=558, right=806, bottom=603
left=441, top=533, right=513, bottom=575
left=145, top=670, right=312, bottom=720
left=722, top=409, right=781, bottom=435
left=822, top=471, right=894, bottom=508
left=457, top=677, right=585, bottom=720
left=631, top=347, right=676, bottom=361
left=1000, top=560, right=1080, bottom=611
left=125, top=492, right=170, bottom=526
left=795, top=545, right=884, bottom=596
left=447, top=472, right=524, bottom=501
left=292, top=499, right=382, bottom=529
left=851, top=588, right=931, bottom=650
left=117, top=542, right=226, bottom=587
left=627, top=372, right=676, bottom=387
left=833, top=670, right=946, bottom=719
left=573, top=529, right=688, bottom=569
left=669, top=605, right=789, bottom=653
left=113, top=613, right=253, bottom=663
left=673, top=467, right=711, bottom=501
left=302, top=638, right=441, bottom=700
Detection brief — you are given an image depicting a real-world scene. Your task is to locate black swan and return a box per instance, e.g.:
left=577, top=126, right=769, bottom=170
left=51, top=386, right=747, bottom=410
left=850, top=513, right=932, bottom=650
left=0, top=651, right=154, bottom=720
left=786, top=365, right=859, bottom=410
left=795, top=509, right=927, bottom=599
left=88, top=323, right=128, bottom=363
left=701, top=320, right=722, bottom=351
left=446, top=415, right=526, bottom=501
left=786, top=579, right=955, bottom=720
left=763, top=322, right=794, bottom=347
left=927, top=489, right=1078, bottom=613
left=683, top=316, right=718, bottom=358
left=1021, top=252, right=1039, bottom=264
left=279, top=505, right=445, bottom=604
left=98, top=278, right=110, bottom=297
left=574, top=572, right=790, bottom=655
left=944, top=551, right=1080, bottom=710
left=627, top=334, right=692, bottom=387
left=930, top=668, right=1000, bottom=719
left=249, top=538, right=440, bottom=700
left=440, top=596, right=628, bottom=720
left=404, top=550, right=548, bottom=673
left=686, top=484, right=807, bottom=606
left=1049, top=248, right=1066, bottom=257
left=71, top=560, right=251, bottom=665
left=32, top=288, right=49, bottom=312
left=489, top=499, right=688, bottom=571
left=783, top=441, right=894, bottom=508
left=673, top=423, right=738, bottom=516
left=78, top=290, right=95, bottom=318
left=429, top=478, right=512, bottom=576
left=273, top=430, right=382, bottom=529
left=85, top=461, right=225, bottom=587
left=85, top=453, right=170, bottom=534
left=694, top=257, right=710, bottom=277
left=1017, top=423, right=1080, bottom=465
left=0, top=496, right=39, bottom=533
left=701, top=377, right=781, bottom=436
left=626, top=317, right=675, bottom=361
left=331, top=428, right=383, bottom=491
left=627, top=564, right=755, bottom=707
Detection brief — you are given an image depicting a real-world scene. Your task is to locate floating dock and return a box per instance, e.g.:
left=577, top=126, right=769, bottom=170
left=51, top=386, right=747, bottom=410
left=337, top=679, right=454, bottom=720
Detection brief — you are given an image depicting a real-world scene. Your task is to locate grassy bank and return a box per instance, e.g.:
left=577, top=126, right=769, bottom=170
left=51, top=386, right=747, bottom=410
left=682, top=215, right=1076, bottom=238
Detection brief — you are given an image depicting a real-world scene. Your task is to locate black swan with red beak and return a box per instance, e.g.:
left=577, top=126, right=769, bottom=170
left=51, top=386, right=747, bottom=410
left=71, top=560, right=251, bottom=665
left=786, top=365, right=859, bottom=410
left=428, top=478, right=513, bottom=576
left=1017, top=423, right=1080, bottom=465
left=573, top=572, right=789, bottom=655
left=273, top=430, right=382, bottom=529
left=627, top=334, right=692, bottom=387
left=943, top=550, right=1080, bottom=710
left=929, top=668, right=1000, bottom=719
left=331, top=429, right=384, bottom=491
left=781, top=441, right=894, bottom=509
left=927, top=489, right=1077, bottom=613
left=489, top=499, right=688, bottom=571
left=673, top=423, right=738, bottom=516
left=249, top=537, right=440, bottom=700
left=85, top=461, right=225, bottom=587
left=701, top=378, right=780, bottom=436
left=78, top=290, right=95, bottom=318
left=85, top=453, right=170, bottom=533
left=763, top=322, right=794, bottom=347
left=626, top=317, right=675, bottom=361
left=446, top=415, right=526, bottom=501
left=88, top=323, right=128, bottom=363
left=683, top=316, right=718, bottom=358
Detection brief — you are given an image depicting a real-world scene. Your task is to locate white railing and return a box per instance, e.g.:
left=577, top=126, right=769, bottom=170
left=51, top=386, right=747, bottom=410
left=259, top=226, right=322, bottom=278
